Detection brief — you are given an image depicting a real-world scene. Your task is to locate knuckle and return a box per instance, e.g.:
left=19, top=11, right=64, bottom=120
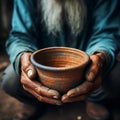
left=36, top=95, right=42, bottom=101
left=76, top=87, right=80, bottom=92
left=20, top=78, right=25, bottom=84
left=21, top=63, right=29, bottom=70
left=35, top=87, right=42, bottom=94
left=87, top=71, right=95, bottom=82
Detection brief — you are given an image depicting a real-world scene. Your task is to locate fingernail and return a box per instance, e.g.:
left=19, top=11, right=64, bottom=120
left=62, top=96, right=67, bottom=102
left=27, top=69, right=33, bottom=78
left=53, top=95, right=58, bottom=99
left=48, top=90, right=59, bottom=96
left=62, top=99, right=68, bottom=103
left=67, top=91, right=74, bottom=97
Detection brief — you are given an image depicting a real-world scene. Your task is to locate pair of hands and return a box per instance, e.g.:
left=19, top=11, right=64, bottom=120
left=20, top=52, right=105, bottom=106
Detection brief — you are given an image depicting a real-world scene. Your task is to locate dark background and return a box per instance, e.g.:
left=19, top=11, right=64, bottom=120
left=0, top=0, right=13, bottom=50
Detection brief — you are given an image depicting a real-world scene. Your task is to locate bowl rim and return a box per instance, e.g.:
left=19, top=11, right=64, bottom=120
left=30, top=47, right=90, bottom=71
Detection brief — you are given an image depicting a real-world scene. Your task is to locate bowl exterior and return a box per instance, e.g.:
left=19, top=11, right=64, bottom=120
left=31, top=47, right=90, bottom=93
left=35, top=61, right=88, bottom=93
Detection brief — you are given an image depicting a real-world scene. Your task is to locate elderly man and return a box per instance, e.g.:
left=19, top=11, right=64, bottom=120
left=1, top=0, right=120, bottom=120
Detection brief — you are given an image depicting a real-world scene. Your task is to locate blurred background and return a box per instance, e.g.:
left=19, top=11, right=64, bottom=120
left=0, top=0, right=13, bottom=50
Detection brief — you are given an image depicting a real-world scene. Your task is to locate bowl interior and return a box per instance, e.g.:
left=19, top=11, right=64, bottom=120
left=31, top=47, right=89, bottom=70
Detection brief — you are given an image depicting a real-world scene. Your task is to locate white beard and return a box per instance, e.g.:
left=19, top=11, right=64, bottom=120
left=41, top=0, right=87, bottom=36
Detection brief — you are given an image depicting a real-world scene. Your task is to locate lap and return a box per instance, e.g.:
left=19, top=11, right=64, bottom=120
left=0, top=64, right=39, bottom=105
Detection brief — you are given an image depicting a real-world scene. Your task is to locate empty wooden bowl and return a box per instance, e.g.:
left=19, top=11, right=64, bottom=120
left=30, top=47, right=90, bottom=94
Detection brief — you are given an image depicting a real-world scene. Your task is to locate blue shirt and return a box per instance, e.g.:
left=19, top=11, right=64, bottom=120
left=6, top=0, right=120, bottom=74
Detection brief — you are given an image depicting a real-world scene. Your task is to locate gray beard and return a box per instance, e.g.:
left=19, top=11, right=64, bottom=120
left=41, top=0, right=87, bottom=36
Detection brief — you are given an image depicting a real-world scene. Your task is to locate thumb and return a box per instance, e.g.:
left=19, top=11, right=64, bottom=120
left=27, top=65, right=37, bottom=79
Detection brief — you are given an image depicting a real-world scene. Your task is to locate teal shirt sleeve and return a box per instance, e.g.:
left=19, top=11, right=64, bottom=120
left=6, top=0, right=38, bottom=73
left=6, top=0, right=120, bottom=74
left=85, top=0, right=119, bottom=73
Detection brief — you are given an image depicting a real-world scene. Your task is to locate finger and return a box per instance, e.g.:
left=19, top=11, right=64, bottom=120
left=21, top=52, right=32, bottom=69
left=65, top=75, right=102, bottom=98
left=21, top=52, right=37, bottom=79
left=66, top=81, right=93, bottom=97
left=92, top=74, right=102, bottom=91
left=27, top=66, right=37, bottom=79
left=23, top=85, right=62, bottom=106
left=62, top=94, right=86, bottom=103
left=34, top=85, right=60, bottom=99
left=86, top=54, right=103, bottom=82
left=22, top=70, right=60, bottom=99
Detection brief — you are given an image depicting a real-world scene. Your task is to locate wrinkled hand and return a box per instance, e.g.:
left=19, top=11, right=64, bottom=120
left=62, top=52, right=105, bottom=103
left=20, top=52, right=62, bottom=105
